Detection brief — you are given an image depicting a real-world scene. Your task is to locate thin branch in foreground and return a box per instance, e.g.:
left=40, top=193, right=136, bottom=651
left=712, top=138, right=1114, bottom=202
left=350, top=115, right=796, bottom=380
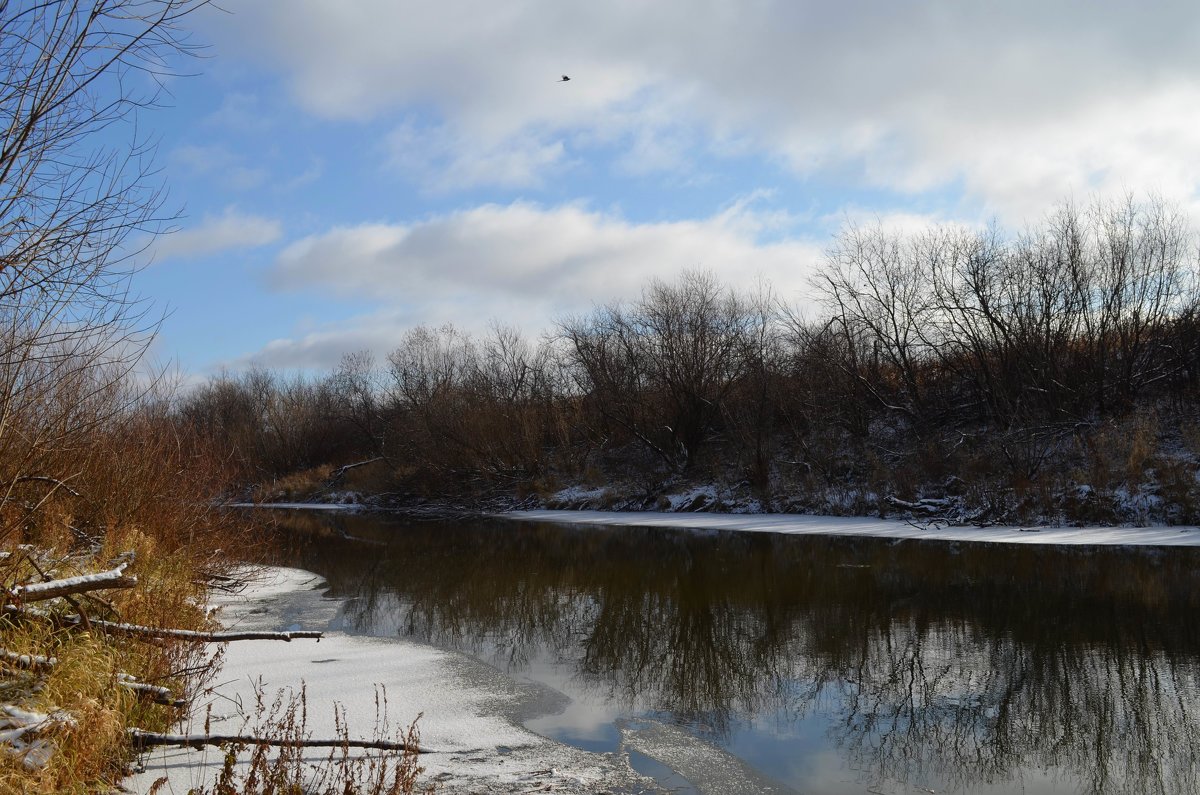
left=127, top=729, right=432, bottom=754
left=63, top=616, right=323, bottom=643
left=0, top=650, right=184, bottom=706
left=0, top=648, right=57, bottom=671
left=117, top=674, right=186, bottom=707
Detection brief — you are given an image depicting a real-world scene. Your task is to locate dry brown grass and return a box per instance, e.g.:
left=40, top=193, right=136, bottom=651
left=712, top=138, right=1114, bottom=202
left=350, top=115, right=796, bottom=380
left=0, top=387, right=253, bottom=792
left=0, top=515, right=228, bottom=792
left=252, top=465, right=334, bottom=503
left=188, top=685, right=431, bottom=795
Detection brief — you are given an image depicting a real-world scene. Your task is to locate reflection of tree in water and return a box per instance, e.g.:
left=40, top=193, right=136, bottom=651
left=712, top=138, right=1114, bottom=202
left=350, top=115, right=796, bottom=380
left=275, top=514, right=1200, bottom=794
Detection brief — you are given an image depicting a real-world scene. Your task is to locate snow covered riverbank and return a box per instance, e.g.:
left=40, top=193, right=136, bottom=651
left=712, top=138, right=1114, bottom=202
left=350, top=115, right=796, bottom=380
left=502, top=509, right=1200, bottom=546
left=124, top=566, right=659, bottom=794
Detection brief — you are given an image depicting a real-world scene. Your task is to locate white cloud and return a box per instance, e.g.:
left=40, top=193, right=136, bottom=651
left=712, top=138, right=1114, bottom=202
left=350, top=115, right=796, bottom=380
left=205, top=91, right=273, bottom=133
left=387, top=121, right=566, bottom=191
left=239, top=317, right=408, bottom=370
left=154, top=208, right=283, bottom=261
left=241, top=199, right=822, bottom=369
left=272, top=200, right=821, bottom=307
left=204, top=1, right=1200, bottom=214
left=279, top=157, right=324, bottom=191
left=171, top=143, right=269, bottom=191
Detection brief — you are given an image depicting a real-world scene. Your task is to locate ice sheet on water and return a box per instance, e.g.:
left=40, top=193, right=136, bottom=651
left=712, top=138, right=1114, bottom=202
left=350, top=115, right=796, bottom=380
left=503, top=509, right=1200, bottom=546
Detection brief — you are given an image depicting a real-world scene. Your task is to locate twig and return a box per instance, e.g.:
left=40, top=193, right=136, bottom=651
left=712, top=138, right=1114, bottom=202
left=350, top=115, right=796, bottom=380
left=0, top=651, right=183, bottom=707
left=326, top=457, right=384, bottom=484
left=11, top=476, right=82, bottom=498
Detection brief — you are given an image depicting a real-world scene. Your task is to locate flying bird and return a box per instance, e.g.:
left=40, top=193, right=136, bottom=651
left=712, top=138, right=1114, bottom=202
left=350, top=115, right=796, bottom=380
left=558, top=75, right=570, bottom=82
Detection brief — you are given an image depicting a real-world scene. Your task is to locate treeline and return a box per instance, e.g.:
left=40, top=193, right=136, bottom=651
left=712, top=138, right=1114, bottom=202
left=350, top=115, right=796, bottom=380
left=183, top=198, right=1200, bottom=523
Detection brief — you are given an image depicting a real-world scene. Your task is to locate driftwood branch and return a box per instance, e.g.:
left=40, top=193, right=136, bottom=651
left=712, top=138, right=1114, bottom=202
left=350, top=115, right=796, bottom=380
left=885, top=495, right=950, bottom=515
left=64, top=616, right=323, bottom=643
left=0, top=651, right=183, bottom=706
left=1, top=607, right=322, bottom=644
left=128, top=729, right=430, bottom=754
left=117, top=675, right=186, bottom=708
left=0, top=648, right=56, bottom=671
left=328, top=457, right=384, bottom=483
left=11, top=562, right=136, bottom=602
left=19, top=552, right=93, bottom=629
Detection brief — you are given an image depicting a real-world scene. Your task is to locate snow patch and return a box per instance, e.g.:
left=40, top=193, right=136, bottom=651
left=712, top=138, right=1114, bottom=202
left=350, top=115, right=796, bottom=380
left=227, top=502, right=361, bottom=512
left=502, top=509, right=1200, bottom=547
left=125, top=566, right=657, bottom=794
left=546, top=485, right=611, bottom=508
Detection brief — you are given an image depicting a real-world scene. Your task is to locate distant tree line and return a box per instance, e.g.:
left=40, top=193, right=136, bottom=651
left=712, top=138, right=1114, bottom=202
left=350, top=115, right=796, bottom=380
left=179, top=197, right=1200, bottom=522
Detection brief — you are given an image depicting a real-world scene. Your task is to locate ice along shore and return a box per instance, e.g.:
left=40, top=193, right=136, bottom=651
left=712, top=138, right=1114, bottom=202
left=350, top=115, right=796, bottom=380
left=501, top=509, right=1200, bottom=546
left=125, top=566, right=664, bottom=794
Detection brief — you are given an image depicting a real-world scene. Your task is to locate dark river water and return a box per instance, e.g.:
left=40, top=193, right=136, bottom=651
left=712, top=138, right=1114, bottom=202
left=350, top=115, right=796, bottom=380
left=265, top=510, right=1200, bottom=795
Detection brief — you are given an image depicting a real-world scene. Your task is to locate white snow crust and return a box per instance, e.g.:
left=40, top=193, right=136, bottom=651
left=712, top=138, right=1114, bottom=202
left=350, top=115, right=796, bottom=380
left=125, top=566, right=655, bottom=794
left=503, top=509, right=1200, bottom=546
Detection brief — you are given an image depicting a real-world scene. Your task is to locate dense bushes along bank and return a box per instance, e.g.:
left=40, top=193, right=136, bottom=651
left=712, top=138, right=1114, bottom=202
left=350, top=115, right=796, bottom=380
left=0, top=2, right=271, bottom=789
left=187, top=198, right=1200, bottom=526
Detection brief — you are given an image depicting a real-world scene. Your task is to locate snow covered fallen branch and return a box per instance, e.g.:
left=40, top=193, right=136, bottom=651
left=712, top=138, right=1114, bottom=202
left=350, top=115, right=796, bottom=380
left=10, top=561, right=136, bottom=602
left=0, top=647, right=183, bottom=706
left=886, top=495, right=952, bottom=514
left=0, top=648, right=57, bottom=671
left=117, top=674, right=186, bottom=708
left=64, top=616, right=323, bottom=643
left=127, top=728, right=432, bottom=754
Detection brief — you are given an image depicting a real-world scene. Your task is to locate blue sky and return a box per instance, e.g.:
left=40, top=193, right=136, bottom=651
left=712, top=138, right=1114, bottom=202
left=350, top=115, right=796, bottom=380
left=133, top=1, right=1200, bottom=374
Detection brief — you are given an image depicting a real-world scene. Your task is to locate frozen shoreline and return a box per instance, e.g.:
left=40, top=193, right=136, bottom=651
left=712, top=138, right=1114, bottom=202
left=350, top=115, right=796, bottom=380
left=227, top=501, right=361, bottom=511
left=230, top=500, right=1200, bottom=546
left=502, top=509, right=1200, bottom=546
left=124, top=566, right=658, bottom=794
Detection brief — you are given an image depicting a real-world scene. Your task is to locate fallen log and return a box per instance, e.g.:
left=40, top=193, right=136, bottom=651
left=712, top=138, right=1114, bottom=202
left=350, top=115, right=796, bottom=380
left=0, top=651, right=184, bottom=706
left=11, top=563, right=136, bottom=602
left=0, top=649, right=56, bottom=671
left=117, top=675, right=186, bottom=708
left=1, top=607, right=323, bottom=643
left=64, top=616, right=323, bottom=643
left=885, top=495, right=946, bottom=514
left=128, top=728, right=431, bottom=754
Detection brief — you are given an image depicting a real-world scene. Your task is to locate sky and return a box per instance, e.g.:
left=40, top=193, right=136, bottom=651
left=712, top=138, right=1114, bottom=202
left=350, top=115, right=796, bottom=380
left=133, top=0, right=1200, bottom=375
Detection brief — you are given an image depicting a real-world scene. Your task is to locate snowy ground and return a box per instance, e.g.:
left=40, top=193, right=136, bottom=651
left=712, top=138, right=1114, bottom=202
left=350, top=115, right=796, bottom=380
left=502, top=509, right=1200, bottom=546
left=123, top=567, right=661, bottom=794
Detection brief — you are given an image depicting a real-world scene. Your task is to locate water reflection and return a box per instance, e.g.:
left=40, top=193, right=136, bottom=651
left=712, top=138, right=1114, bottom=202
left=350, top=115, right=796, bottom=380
left=270, top=511, right=1200, bottom=794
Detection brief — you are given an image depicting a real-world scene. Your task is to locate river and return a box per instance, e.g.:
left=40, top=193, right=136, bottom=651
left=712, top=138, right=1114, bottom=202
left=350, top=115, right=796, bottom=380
left=265, top=509, right=1200, bottom=794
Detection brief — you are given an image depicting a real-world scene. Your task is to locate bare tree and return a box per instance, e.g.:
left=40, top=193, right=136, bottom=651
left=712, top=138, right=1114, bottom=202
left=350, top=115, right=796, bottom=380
left=0, top=0, right=207, bottom=538
left=331, top=350, right=390, bottom=459
left=816, top=223, right=936, bottom=422
left=561, top=271, right=755, bottom=474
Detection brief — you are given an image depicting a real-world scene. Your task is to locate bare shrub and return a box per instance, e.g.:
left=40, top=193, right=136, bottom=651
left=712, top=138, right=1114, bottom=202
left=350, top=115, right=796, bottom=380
left=560, top=271, right=758, bottom=474
left=192, top=684, right=429, bottom=795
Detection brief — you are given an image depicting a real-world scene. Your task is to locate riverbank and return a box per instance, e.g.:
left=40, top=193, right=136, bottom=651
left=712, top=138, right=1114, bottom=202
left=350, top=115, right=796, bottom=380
left=125, top=566, right=662, bottom=794
left=236, top=458, right=1200, bottom=546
